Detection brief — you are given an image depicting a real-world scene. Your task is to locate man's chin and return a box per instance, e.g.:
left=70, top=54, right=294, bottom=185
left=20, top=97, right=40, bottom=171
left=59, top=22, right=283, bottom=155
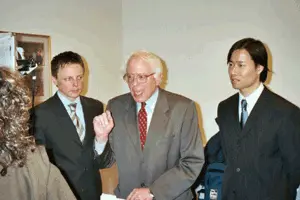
left=133, top=98, right=143, bottom=103
left=132, top=96, right=146, bottom=103
left=231, top=84, right=240, bottom=90
left=69, top=93, right=81, bottom=99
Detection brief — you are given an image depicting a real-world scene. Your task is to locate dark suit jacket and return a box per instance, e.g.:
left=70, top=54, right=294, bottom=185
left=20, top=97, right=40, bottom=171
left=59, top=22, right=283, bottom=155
left=33, top=93, right=113, bottom=200
left=106, top=89, right=205, bottom=200
left=216, top=86, right=300, bottom=200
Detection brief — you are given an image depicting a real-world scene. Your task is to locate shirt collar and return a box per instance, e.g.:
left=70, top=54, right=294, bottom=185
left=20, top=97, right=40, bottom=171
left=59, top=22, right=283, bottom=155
left=57, top=91, right=81, bottom=109
left=137, top=88, right=159, bottom=111
left=238, top=83, right=264, bottom=111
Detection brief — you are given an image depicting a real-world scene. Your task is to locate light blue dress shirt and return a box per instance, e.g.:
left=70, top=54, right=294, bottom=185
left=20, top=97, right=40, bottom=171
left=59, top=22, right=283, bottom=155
left=57, top=91, right=104, bottom=154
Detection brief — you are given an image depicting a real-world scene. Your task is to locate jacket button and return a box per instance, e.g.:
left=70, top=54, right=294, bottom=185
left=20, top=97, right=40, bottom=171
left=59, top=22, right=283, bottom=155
left=236, top=168, right=240, bottom=172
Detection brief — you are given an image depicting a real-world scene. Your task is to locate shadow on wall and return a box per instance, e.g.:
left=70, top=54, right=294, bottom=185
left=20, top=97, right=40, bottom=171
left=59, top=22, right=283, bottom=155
left=194, top=102, right=207, bottom=146
left=160, top=56, right=206, bottom=145
left=264, top=43, right=273, bottom=86
left=81, top=56, right=90, bottom=96
left=160, top=58, right=168, bottom=89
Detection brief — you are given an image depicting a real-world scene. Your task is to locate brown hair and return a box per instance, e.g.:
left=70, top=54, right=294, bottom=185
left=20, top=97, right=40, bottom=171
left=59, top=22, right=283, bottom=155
left=51, top=51, right=85, bottom=78
left=0, top=67, right=36, bottom=176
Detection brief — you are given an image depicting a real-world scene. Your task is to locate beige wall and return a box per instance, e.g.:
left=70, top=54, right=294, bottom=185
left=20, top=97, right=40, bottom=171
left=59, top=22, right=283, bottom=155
left=0, top=0, right=123, bottom=103
left=122, top=0, right=300, bottom=141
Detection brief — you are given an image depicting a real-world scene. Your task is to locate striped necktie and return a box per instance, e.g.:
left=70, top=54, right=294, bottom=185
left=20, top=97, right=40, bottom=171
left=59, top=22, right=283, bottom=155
left=69, top=103, right=84, bottom=141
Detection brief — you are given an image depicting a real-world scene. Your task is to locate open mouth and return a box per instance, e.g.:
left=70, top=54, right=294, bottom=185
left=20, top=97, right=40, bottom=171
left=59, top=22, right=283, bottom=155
left=133, top=91, right=143, bottom=97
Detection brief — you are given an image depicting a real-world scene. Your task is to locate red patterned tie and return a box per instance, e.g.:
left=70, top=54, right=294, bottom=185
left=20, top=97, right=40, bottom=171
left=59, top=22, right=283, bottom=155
left=138, top=102, right=147, bottom=150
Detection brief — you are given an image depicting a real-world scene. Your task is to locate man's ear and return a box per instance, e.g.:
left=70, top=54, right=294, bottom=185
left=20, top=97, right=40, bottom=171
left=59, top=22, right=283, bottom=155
left=155, top=72, right=163, bottom=86
left=52, top=76, right=58, bottom=87
left=256, top=65, right=264, bottom=75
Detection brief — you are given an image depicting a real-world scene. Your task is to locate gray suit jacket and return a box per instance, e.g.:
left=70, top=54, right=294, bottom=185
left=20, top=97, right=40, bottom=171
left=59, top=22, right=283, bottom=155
left=0, top=146, right=76, bottom=200
left=106, top=89, right=205, bottom=200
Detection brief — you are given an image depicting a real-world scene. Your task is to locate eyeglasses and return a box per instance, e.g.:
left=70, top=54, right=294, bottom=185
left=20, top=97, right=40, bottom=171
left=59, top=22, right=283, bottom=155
left=123, top=73, right=155, bottom=84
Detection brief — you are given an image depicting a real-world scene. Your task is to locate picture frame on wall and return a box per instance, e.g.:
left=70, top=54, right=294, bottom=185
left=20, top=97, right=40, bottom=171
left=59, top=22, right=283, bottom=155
left=0, top=31, right=51, bottom=105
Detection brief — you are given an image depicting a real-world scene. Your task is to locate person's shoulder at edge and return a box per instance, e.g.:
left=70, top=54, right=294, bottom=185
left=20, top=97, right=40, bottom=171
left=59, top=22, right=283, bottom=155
left=265, top=87, right=300, bottom=112
left=26, top=146, right=77, bottom=199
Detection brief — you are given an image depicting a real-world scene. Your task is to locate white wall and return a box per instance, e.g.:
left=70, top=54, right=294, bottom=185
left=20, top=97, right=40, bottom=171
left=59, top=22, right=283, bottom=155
left=122, top=0, right=300, bottom=142
left=0, top=0, right=123, bottom=103
left=1, top=0, right=299, bottom=142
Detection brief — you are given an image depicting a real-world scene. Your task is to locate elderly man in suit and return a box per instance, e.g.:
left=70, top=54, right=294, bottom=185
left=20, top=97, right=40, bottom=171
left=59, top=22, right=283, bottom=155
left=216, top=38, right=300, bottom=200
left=93, top=50, right=204, bottom=200
left=33, top=51, right=113, bottom=200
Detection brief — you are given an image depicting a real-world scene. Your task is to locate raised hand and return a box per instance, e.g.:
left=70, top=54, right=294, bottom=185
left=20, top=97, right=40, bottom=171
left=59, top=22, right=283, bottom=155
left=93, top=110, right=114, bottom=143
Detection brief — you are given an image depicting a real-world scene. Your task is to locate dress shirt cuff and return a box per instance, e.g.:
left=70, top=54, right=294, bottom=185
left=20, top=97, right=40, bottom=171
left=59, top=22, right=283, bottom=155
left=94, top=139, right=107, bottom=155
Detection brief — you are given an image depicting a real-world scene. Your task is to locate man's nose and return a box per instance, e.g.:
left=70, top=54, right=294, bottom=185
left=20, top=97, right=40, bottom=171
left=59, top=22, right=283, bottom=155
left=131, top=77, right=138, bottom=86
left=230, top=65, right=238, bottom=75
left=72, top=79, right=79, bottom=86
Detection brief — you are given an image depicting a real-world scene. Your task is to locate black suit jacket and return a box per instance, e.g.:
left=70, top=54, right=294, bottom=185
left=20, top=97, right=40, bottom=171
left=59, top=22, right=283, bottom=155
left=216, top=86, right=300, bottom=200
left=33, top=93, right=113, bottom=200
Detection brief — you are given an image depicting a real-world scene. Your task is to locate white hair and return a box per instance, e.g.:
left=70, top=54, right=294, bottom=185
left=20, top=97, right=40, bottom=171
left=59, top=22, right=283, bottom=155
left=126, top=50, right=163, bottom=77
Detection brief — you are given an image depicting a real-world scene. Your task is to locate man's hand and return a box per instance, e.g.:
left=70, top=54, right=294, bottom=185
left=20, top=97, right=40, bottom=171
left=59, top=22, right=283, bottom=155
left=93, top=110, right=114, bottom=143
left=126, top=188, right=153, bottom=200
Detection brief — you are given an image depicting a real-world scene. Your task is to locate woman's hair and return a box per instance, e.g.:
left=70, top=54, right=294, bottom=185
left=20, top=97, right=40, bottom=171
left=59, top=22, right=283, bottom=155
left=0, top=67, right=36, bottom=176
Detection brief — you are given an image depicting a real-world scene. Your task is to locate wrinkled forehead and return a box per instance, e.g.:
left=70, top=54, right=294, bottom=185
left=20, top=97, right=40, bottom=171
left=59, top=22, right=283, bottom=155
left=126, top=57, right=153, bottom=74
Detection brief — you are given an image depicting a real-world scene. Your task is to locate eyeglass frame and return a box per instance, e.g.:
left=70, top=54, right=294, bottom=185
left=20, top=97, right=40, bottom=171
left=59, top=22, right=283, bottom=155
left=123, top=72, right=155, bottom=84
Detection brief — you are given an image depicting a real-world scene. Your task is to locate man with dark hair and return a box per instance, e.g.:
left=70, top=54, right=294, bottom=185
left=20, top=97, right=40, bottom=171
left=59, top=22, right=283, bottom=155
left=216, top=38, right=300, bottom=200
left=33, top=51, right=114, bottom=200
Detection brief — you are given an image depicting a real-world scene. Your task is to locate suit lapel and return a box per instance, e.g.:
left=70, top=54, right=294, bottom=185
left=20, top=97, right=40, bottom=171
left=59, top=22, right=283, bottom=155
left=51, top=93, right=82, bottom=147
left=227, top=93, right=242, bottom=136
left=143, top=89, right=170, bottom=154
left=240, top=87, right=270, bottom=138
left=80, top=96, right=93, bottom=147
left=123, top=89, right=170, bottom=157
left=124, top=95, right=143, bottom=158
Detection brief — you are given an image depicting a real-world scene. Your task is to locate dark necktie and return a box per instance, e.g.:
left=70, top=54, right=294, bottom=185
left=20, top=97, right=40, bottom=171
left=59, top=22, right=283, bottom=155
left=138, top=102, right=147, bottom=150
left=240, top=99, right=248, bottom=128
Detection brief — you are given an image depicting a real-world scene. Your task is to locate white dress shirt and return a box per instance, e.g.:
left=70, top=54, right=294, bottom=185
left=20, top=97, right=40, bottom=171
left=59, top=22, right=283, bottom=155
left=238, top=83, right=264, bottom=122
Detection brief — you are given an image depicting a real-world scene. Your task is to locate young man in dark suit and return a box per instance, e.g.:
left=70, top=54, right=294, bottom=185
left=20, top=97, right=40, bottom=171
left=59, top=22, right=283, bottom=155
left=33, top=51, right=114, bottom=200
left=216, top=38, right=300, bottom=200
